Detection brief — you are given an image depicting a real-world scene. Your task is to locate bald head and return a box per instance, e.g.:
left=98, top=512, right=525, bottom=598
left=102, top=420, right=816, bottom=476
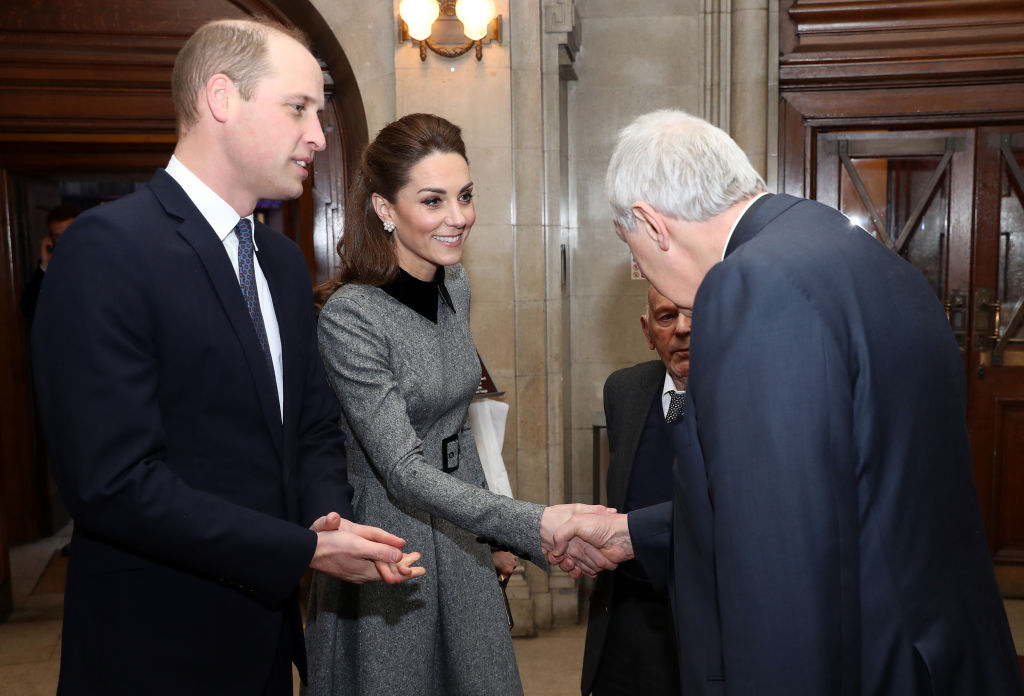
left=641, top=284, right=692, bottom=391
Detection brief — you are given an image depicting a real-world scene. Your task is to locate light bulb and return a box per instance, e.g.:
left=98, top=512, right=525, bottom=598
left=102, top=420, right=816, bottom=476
left=455, top=0, right=496, bottom=41
left=400, top=0, right=440, bottom=41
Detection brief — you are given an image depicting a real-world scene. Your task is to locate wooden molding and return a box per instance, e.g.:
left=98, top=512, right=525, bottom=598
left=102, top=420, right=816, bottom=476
left=781, top=0, right=1024, bottom=88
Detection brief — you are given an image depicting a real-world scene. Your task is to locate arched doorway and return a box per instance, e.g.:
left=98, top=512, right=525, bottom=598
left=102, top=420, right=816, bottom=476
left=0, top=0, right=365, bottom=619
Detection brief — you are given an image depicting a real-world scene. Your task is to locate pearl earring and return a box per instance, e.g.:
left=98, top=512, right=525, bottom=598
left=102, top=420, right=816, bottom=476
left=383, top=220, right=395, bottom=233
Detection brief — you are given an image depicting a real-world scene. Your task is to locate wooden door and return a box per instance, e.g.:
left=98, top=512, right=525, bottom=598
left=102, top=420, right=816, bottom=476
left=812, top=125, right=1024, bottom=593
left=972, top=127, right=1024, bottom=593
left=780, top=0, right=1024, bottom=594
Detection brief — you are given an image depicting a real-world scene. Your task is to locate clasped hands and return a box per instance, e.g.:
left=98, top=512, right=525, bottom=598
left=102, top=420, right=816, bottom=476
left=308, top=503, right=635, bottom=584
left=540, top=504, right=635, bottom=578
left=309, top=512, right=425, bottom=584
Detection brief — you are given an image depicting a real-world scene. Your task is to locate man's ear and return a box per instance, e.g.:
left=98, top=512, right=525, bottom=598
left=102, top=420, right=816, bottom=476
left=631, top=202, right=671, bottom=252
left=640, top=314, right=656, bottom=351
left=205, top=74, right=233, bottom=124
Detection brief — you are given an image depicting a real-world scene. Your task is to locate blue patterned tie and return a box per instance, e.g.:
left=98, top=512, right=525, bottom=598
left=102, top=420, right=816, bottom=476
left=234, top=218, right=276, bottom=384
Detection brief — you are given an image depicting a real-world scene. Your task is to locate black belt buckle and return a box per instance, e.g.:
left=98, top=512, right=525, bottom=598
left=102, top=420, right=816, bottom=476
left=441, top=433, right=460, bottom=473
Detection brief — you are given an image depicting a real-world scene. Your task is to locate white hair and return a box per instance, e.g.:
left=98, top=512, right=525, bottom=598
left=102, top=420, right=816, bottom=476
left=605, top=110, right=766, bottom=233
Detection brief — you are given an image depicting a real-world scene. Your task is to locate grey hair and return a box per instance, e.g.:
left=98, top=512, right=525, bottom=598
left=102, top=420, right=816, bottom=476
left=605, top=110, right=766, bottom=233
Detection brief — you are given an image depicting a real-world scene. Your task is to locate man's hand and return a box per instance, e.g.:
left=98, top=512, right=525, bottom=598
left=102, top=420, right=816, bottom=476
left=546, top=512, right=634, bottom=579
left=309, top=512, right=425, bottom=584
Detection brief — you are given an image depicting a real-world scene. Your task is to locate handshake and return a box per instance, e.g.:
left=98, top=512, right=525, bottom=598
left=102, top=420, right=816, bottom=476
left=307, top=503, right=633, bottom=585
left=540, top=504, right=633, bottom=578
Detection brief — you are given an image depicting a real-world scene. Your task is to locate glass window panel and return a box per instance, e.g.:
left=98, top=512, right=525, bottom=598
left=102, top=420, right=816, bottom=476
left=1000, top=150, right=1024, bottom=339
left=838, top=154, right=949, bottom=299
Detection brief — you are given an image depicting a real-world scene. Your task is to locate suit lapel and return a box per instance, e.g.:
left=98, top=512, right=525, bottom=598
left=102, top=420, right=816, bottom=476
left=149, top=171, right=285, bottom=460
left=608, top=361, right=665, bottom=510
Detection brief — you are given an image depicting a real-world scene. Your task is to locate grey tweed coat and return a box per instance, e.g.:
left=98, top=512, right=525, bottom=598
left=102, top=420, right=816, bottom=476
left=305, top=264, right=545, bottom=696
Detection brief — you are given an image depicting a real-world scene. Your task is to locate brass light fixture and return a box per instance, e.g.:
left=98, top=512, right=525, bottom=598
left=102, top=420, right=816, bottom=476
left=399, top=0, right=502, bottom=62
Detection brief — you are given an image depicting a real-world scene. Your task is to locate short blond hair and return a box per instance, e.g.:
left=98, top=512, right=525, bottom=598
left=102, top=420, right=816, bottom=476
left=171, top=18, right=309, bottom=136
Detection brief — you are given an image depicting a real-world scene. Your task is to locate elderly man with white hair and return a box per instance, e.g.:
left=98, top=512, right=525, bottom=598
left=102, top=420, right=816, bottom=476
left=550, top=110, right=1024, bottom=696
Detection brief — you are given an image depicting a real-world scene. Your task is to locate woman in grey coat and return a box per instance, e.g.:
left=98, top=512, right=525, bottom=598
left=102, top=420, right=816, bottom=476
left=305, top=114, right=607, bottom=695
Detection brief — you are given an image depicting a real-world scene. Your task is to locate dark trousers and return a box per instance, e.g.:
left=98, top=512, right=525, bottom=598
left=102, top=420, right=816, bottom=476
left=592, top=586, right=682, bottom=696
left=262, top=615, right=295, bottom=696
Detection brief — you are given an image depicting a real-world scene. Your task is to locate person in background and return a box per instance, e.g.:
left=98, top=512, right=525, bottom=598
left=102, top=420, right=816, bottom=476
left=21, top=203, right=79, bottom=322
left=550, top=109, right=1024, bottom=695
left=585, top=284, right=688, bottom=696
left=32, top=18, right=421, bottom=696
left=305, top=112, right=611, bottom=696
left=581, top=283, right=688, bottom=696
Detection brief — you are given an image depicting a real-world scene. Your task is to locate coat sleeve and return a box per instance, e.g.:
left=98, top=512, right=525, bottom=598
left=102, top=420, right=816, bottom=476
left=690, top=257, right=856, bottom=693
left=318, top=293, right=547, bottom=567
left=285, top=277, right=354, bottom=526
left=628, top=501, right=673, bottom=593
left=33, top=214, right=315, bottom=604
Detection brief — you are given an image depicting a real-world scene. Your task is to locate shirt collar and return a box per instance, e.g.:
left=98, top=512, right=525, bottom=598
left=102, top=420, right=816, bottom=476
left=380, top=266, right=456, bottom=323
left=662, top=371, right=683, bottom=396
left=165, top=155, right=256, bottom=249
left=720, top=191, right=770, bottom=262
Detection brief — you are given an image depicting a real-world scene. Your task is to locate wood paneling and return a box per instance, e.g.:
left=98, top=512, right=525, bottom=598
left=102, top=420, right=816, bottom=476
left=781, top=0, right=1024, bottom=88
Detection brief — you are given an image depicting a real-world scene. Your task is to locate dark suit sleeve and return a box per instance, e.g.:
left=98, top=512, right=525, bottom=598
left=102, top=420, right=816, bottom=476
left=628, top=501, right=673, bottom=593
left=33, top=216, right=315, bottom=604
left=290, top=291, right=354, bottom=526
left=690, top=257, right=854, bottom=693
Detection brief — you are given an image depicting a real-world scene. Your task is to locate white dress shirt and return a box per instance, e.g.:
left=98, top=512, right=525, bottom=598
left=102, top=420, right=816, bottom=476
left=165, top=155, right=284, bottom=420
left=660, top=371, right=685, bottom=418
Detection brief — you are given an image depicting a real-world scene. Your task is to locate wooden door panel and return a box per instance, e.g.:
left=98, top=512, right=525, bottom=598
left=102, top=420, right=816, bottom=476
left=782, top=0, right=1024, bottom=596
left=992, top=400, right=1024, bottom=563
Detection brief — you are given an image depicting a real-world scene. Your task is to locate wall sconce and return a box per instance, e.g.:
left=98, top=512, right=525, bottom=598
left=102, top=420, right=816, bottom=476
left=399, top=0, right=502, bottom=62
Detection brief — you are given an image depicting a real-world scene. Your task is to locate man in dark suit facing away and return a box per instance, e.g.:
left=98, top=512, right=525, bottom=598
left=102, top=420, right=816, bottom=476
left=550, top=109, right=1024, bottom=695
left=582, top=283, right=688, bottom=696
left=32, top=18, right=422, bottom=696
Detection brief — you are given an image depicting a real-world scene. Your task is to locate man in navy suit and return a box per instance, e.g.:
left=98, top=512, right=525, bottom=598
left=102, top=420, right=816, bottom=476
left=32, top=18, right=421, bottom=696
left=581, top=284, right=687, bottom=696
left=551, top=110, right=1024, bottom=695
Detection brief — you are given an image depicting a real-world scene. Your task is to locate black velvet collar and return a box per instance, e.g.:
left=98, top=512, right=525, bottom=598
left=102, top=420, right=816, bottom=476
left=380, top=266, right=455, bottom=324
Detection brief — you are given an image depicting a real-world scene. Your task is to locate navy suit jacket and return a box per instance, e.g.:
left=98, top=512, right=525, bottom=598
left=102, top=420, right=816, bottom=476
left=629, top=194, right=1024, bottom=695
left=581, top=359, right=665, bottom=695
left=32, top=170, right=353, bottom=695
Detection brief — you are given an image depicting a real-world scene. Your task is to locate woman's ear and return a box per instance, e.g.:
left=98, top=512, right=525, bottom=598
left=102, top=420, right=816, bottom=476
left=370, top=193, right=392, bottom=225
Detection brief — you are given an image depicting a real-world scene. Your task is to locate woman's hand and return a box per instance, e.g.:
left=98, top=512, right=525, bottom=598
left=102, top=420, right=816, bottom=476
left=492, top=550, right=518, bottom=584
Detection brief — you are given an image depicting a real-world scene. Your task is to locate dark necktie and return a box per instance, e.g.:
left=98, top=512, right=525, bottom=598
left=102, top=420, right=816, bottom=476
left=234, top=218, right=276, bottom=384
left=666, top=390, right=685, bottom=424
